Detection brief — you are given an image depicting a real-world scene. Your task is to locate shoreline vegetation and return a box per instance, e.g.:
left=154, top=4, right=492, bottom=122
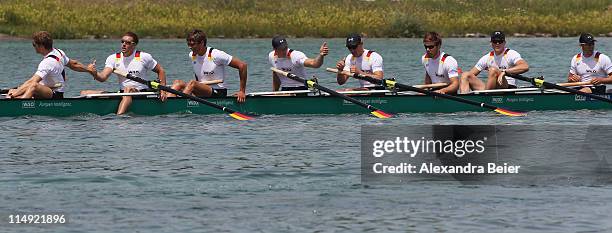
left=1, top=0, right=611, bottom=39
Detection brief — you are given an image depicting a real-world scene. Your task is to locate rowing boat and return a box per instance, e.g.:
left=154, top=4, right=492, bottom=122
left=0, top=90, right=611, bottom=117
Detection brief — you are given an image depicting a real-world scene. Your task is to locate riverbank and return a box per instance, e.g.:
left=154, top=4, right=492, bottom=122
left=1, top=0, right=611, bottom=39
left=0, top=33, right=23, bottom=40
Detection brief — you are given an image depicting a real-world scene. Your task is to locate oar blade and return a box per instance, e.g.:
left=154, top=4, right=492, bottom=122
left=371, top=110, right=393, bottom=119
left=229, top=112, right=254, bottom=121
left=494, top=108, right=526, bottom=117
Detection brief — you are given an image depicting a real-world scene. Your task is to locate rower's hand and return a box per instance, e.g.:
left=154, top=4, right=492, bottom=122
left=234, top=91, right=246, bottom=103
left=497, top=70, right=506, bottom=86
left=87, top=59, right=97, bottom=76
left=319, top=42, right=329, bottom=56
left=336, top=59, right=345, bottom=71
left=158, top=90, right=167, bottom=102
left=6, top=89, right=15, bottom=99
left=568, top=74, right=581, bottom=82
left=434, top=89, right=447, bottom=94
left=590, top=78, right=603, bottom=85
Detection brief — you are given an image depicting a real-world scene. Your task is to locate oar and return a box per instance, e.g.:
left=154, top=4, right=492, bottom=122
left=505, top=73, right=612, bottom=104
left=557, top=81, right=592, bottom=87
left=271, top=67, right=392, bottom=118
left=113, top=69, right=253, bottom=120
left=327, top=68, right=525, bottom=117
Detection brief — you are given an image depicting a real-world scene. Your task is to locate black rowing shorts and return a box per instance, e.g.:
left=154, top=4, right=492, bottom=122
left=52, top=91, right=64, bottom=99
left=210, top=88, right=227, bottom=97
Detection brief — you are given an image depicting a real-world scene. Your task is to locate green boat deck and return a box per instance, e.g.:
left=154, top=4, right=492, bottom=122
left=0, top=93, right=611, bottom=117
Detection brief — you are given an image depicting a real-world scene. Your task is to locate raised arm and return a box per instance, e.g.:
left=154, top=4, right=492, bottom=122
left=67, top=59, right=92, bottom=73
left=303, top=42, right=328, bottom=68
left=92, top=66, right=113, bottom=82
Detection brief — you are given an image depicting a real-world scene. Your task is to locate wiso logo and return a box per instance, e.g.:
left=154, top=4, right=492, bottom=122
left=128, top=70, right=141, bottom=76
left=575, top=95, right=587, bottom=101
left=22, top=101, right=35, bottom=109
left=491, top=97, right=503, bottom=104
left=187, top=100, right=200, bottom=107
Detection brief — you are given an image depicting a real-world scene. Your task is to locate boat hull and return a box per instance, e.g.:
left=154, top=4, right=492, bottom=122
left=0, top=93, right=610, bottom=117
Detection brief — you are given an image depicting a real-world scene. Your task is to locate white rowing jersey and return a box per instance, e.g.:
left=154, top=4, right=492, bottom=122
left=268, top=49, right=307, bottom=87
left=190, top=47, right=233, bottom=89
left=36, top=48, right=70, bottom=93
left=105, top=51, right=157, bottom=90
left=342, top=49, right=383, bottom=87
left=474, top=48, right=523, bottom=86
left=569, top=51, right=612, bottom=82
left=422, top=51, right=459, bottom=83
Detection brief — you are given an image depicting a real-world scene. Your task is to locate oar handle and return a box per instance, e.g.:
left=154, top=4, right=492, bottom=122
left=200, top=79, right=223, bottom=85
left=557, top=81, right=592, bottom=87
left=413, top=83, right=449, bottom=89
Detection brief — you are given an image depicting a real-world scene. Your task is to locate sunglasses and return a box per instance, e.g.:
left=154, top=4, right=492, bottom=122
left=491, top=40, right=505, bottom=45
left=347, top=44, right=358, bottom=50
left=121, top=40, right=135, bottom=45
left=424, top=44, right=437, bottom=49
left=580, top=43, right=595, bottom=46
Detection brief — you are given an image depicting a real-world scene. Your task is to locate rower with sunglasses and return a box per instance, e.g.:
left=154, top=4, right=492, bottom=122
left=459, top=31, right=530, bottom=93
left=82, top=31, right=168, bottom=115
left=566, top=33, right=612, bottom=94
left=169, top=29, right=248, bottom=103
left=336, top=33, right=384, bottom=92
left=421, top=32, right=460, bottom=94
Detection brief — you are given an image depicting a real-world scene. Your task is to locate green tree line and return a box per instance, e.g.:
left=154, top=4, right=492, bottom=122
left=1, top=0, right=611, bottom=39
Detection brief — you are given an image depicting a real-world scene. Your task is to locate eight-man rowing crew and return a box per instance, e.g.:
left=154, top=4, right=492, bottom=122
left=5, top=30, right=612, bottom=116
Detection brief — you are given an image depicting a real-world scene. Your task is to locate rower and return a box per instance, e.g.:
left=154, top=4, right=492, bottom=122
left=7, top=31, right=93, bottom=99
left=82, top=32, right=167, bottom=115
left=268, top=36, right=328, bottom=95
left=566, top=33, right=612, bottom=94
left=336, top=33, right=385, bottom=92
left=169, top=29, right=248, bottom=103
left=421, top=32, right=460, bottom=95
left=459, top=31, right=530, bottom=94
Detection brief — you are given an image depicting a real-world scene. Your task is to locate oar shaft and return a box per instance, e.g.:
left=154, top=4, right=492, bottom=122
left=272, top=68, right=378, bottom=111
left=506, top=73, right=612, bottom=104
left=342, top=70, right=499, bottom=111
left=113, top=69, right=238, bottom=114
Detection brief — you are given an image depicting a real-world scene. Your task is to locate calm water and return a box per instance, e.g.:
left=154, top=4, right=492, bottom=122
left=1, top=38, right=612, bottom=232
